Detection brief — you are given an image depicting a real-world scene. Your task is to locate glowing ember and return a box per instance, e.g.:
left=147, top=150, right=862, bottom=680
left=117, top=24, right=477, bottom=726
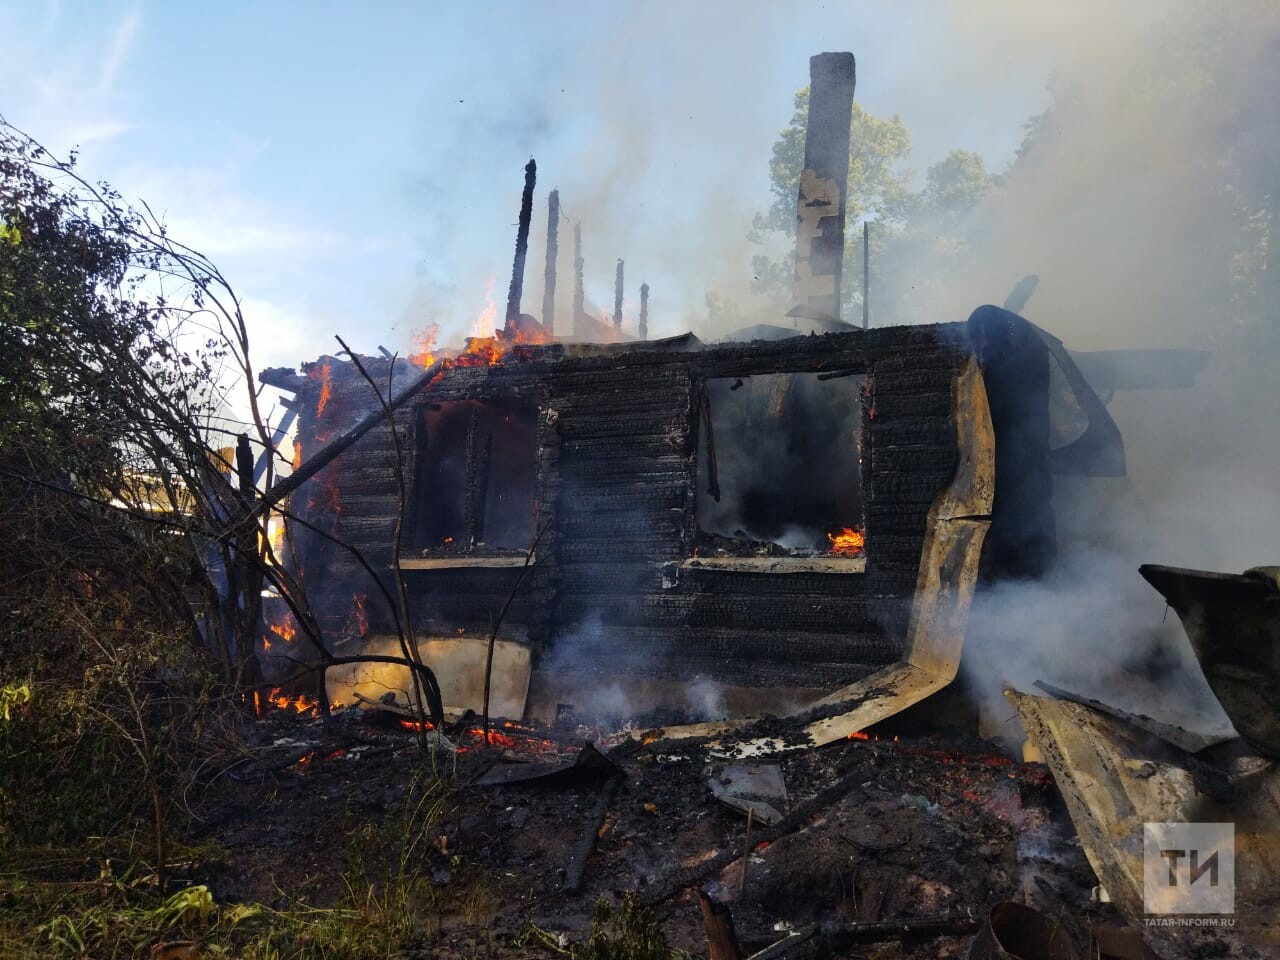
left=826, top=525, right=865, bottom=557
left=395, top=719, right=558, bottom=754
left=848, top=730, right=869, bottom=740
left=291, top=747, right=346, bottom=770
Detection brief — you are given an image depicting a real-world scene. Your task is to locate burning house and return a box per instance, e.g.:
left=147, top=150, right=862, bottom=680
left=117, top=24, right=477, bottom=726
left=240, top=50, right=1280, bottom=959
left=260, top=53, right=1145, bottom=734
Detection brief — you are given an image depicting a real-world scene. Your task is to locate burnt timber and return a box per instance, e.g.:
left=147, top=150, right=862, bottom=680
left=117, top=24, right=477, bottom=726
left=276, top=321, right=1006, bottom=705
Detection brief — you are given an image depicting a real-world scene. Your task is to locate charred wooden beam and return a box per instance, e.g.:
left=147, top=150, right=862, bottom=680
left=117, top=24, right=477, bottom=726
left=573, top=222, right=585, bottom=339
left=861, top=220, right=870, bottom=329
left=259, top=367, right=309, bottom=394
left=562, top=773, right=621, bottom=894
left=463, top=407, right=480, bottom=548
left=542, top=189, right=560, bottom=336
left=697, top=891, right=743, bottom=960
left=504, top=158, right=537, bottom=338
left=614, top=259, right=624, bottom=330
left=639, top=282, right=649, bottom=340
left=792, top=52, right=856, bottom=322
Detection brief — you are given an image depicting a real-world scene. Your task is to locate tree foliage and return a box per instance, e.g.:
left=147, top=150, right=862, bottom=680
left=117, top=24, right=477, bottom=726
left=747, top=87, right=993, bottom=322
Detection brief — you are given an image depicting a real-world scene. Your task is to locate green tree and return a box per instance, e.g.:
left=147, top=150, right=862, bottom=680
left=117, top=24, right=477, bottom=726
left=752, top=89, right=914, bottom=238
left=747, top=89, right=993, bottom=323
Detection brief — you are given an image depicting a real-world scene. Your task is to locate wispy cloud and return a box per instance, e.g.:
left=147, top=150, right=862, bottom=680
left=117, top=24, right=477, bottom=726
left=95, top=5, right=140, bottom=99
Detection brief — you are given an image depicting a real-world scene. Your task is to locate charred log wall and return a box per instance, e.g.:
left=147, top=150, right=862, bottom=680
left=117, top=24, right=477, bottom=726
left=287, top=323, right=972, bottom=691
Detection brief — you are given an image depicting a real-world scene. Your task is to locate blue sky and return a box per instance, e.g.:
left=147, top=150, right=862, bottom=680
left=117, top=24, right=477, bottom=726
left=1, top=1, right=1053, bottom=372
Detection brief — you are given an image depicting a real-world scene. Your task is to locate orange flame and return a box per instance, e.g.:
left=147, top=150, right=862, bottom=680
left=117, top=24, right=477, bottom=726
left=472, top=274, right=499, bottom=339
left=409, top=322, right=440, bottom=369
left=291, top=747, right=346, bottom=769
left=267, top=687, right=319, bottom=717
left=827, top=525, right=865, bottom=557
left=460, top=336, right=504, bottom=366
left=264, top=613, right=297, bottom=653
left=314, top=361, right=333, bottom=417
left=292, top=439, right=303, bottom=471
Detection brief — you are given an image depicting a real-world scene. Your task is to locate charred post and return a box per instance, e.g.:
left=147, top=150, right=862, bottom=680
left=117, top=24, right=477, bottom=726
left=639, top=282, right=650, bottom=340
left=614, top=259, right=624, bottom=330
left=573, top=222, right=585, bottom=339
left=792, top=52, right=856, bottom=322
left=542, top=188, right=559, bottom=336
left=862, top=219, right=870, bottom=329
left=504, top=158, right=537, bottom=338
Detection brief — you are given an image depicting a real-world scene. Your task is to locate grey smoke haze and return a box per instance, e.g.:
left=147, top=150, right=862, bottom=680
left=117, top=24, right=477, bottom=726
left=939, top=2, right=1280, bottom=733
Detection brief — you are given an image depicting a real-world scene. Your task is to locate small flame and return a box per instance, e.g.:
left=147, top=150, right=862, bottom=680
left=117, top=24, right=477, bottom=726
left=350, top=593, right=368, bottom=638
left=471, top=274, right=499, bottom=340
left=314, top=361, right=333, bottom=418
left=264, top=613, right=297, bottom=652
left=826, top=525, right=865, bottom=557
left=267, top=688, right=319, bottom=717
left=292, top=439, right=303, bottom=471
left=409, top=322, right=440, bottom=369
left=291, top=747, right=346, bottom=770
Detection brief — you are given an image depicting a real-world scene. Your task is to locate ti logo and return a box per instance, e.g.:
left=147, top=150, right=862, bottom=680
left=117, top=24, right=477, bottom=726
left=1144, top=822, right=1235, bottom=915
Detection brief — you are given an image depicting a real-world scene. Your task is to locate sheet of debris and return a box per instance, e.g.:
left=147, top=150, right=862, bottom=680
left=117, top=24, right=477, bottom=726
left=189, top=702, right=1124, bottom=960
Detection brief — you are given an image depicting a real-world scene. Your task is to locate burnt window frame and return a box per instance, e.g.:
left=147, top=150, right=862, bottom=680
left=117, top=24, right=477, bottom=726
left=400, top=389, right=543, bottom=570
left=684, top=364, right=870, bottom=574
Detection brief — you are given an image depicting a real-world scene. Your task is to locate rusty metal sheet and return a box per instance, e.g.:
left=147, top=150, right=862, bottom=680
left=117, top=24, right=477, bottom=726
left=1140, top=564, right=1280, bottom=757
left=967, top=901, right=1077, bottom=960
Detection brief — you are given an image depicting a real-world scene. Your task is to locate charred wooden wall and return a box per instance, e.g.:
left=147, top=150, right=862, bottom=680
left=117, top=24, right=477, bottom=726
left=287, top=323, right=972, bottom=692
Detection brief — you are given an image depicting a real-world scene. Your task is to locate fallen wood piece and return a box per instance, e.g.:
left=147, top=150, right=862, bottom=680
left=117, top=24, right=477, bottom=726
left=475, top=741, right=619, bottom=787
left=697, top=890, right=743, bottom=960
left=352, top=691, right=417, bottom=717
left=744, top=927, right=818, bottom=960
left=562, top=774, right=621, bottom=894
left=641, top=758, right=869, bottom=906
left=747, top=912, right=979, bottom=960
left=832, top=910, right=980, bottom=947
